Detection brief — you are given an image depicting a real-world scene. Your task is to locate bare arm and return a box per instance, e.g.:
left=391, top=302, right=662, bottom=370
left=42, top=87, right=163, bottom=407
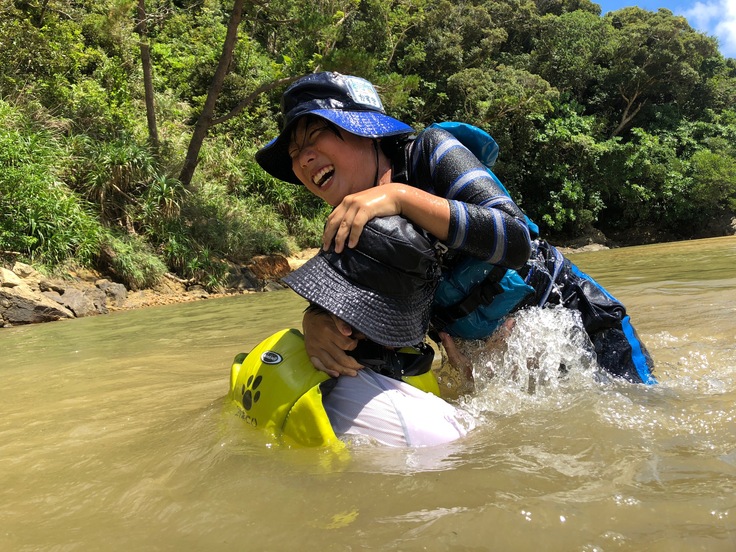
left=439, top=331, right=474, bottom=383
left=323, top=183, right=450, bottom=253
left=323, top=128, right=532, bottom=267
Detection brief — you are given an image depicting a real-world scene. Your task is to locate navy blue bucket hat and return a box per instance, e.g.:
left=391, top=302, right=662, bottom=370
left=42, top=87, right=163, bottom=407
left=256, top=72, right=414, bottom=185
left=282, top=216, right=440, bottom=347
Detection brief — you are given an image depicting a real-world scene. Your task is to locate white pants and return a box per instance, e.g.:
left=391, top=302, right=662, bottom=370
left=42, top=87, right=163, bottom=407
left=322, top=369, right=474, bottom=447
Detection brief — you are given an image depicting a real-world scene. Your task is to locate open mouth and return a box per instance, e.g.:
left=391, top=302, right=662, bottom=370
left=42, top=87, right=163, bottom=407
left=313, top=165, right=334, bottom=188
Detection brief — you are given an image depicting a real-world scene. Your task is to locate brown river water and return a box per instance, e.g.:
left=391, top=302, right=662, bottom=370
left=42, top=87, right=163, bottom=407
left=1, top=236, right=735, bottom=551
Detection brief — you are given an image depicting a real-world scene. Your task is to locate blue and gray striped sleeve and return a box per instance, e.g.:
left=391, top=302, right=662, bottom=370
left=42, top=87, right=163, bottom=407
left=409, top=127, right=532, bottom=269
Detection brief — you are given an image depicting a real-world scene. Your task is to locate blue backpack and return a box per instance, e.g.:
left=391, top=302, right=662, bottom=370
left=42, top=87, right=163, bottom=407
left=429, top=122, right=537, bottom=340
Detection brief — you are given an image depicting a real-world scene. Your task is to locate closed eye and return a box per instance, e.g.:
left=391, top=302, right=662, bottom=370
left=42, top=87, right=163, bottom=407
left=289, top=125, right=329, bottom=159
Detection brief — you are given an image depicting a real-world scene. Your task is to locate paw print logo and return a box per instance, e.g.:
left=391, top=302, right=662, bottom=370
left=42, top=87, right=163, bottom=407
left=241, top=374, right=263, bottom=411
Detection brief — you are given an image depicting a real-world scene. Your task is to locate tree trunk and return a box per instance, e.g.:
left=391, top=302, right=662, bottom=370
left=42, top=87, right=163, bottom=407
left=179, top=0, right=245, bottom=188
left=611, top=88, right=646, bottom=138
left=136, top=0, right=159, bottom=152
left=210, top=76, right=301, bottom=126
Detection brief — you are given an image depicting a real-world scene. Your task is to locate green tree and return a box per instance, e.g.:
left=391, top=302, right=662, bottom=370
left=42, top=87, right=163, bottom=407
left=533, top=10, right=615, bottom=104
left=601, top=7, right=720, bottom=137
left=535, top=0, right=600, bottom=17
left=690, top=149, right=736, bottom=210
left=135, top=0, right=159, bottom=151
left=509, top=100, right=607, bottom=235
left=179, top=0, right=246, bottom=187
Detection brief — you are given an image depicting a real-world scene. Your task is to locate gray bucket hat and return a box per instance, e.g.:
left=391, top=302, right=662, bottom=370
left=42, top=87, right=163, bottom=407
left=282, top=216, right=440, bottom=347
left=256, top=72, right=414, bottom=185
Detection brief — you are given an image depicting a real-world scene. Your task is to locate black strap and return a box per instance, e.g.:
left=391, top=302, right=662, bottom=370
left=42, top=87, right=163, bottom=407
left=348, top=340, right=434, bottom=381
left=430, top=265, right=508, bottom=332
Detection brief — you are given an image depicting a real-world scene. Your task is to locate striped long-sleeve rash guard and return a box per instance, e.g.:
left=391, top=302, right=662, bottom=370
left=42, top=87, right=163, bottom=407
left=396, top=127, right=532, bottom=271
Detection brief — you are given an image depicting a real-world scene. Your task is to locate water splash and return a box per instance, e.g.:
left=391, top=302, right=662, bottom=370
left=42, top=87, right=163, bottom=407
left=456, top=307, right=602, bottom=416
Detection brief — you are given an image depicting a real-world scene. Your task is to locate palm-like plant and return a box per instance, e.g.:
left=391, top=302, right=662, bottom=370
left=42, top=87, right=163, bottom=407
left=72, top=138, right=157, bottom=226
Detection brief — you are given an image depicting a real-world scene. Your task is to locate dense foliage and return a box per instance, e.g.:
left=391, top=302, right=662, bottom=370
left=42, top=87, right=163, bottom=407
left=1, top=0, right=735, bottom=289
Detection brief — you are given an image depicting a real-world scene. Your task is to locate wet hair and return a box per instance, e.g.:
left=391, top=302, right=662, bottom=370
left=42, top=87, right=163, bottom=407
left=289, top=115, right=345, bottom=154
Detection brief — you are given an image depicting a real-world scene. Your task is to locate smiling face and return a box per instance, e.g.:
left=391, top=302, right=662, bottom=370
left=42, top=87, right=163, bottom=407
left=288, top=116, right=379, bottom=206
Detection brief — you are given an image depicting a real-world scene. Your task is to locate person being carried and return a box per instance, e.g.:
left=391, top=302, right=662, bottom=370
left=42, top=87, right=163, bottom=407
left=256, top=71, right=655, bottom=385
left=286, top=215, right=474, bottom=446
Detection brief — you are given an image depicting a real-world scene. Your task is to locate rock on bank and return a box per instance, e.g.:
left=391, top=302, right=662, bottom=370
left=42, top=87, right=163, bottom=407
left=1, top=253, right=298, bottom=328
left=1, top=262, right=126, bottom=327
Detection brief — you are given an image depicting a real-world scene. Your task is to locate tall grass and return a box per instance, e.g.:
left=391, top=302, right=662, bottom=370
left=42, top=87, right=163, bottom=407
left=97, top=230, right=168, bottom=290
left=0, top=101, right=101, bottom=268
left=65, top=134, right=158, bottom=225
left=0, top=98, right=327, bottom=290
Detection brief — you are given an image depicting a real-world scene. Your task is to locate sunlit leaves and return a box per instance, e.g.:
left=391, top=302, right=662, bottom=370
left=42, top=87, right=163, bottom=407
left=689, top=149, right=736, bottom=212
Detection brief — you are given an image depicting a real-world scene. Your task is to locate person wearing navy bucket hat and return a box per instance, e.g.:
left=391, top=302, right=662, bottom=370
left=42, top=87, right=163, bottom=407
left=282, top=215, right=475, bottom=447
left=283, top=215, right=440, bottom=348
left=257, top=71, right=656, bottom=386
